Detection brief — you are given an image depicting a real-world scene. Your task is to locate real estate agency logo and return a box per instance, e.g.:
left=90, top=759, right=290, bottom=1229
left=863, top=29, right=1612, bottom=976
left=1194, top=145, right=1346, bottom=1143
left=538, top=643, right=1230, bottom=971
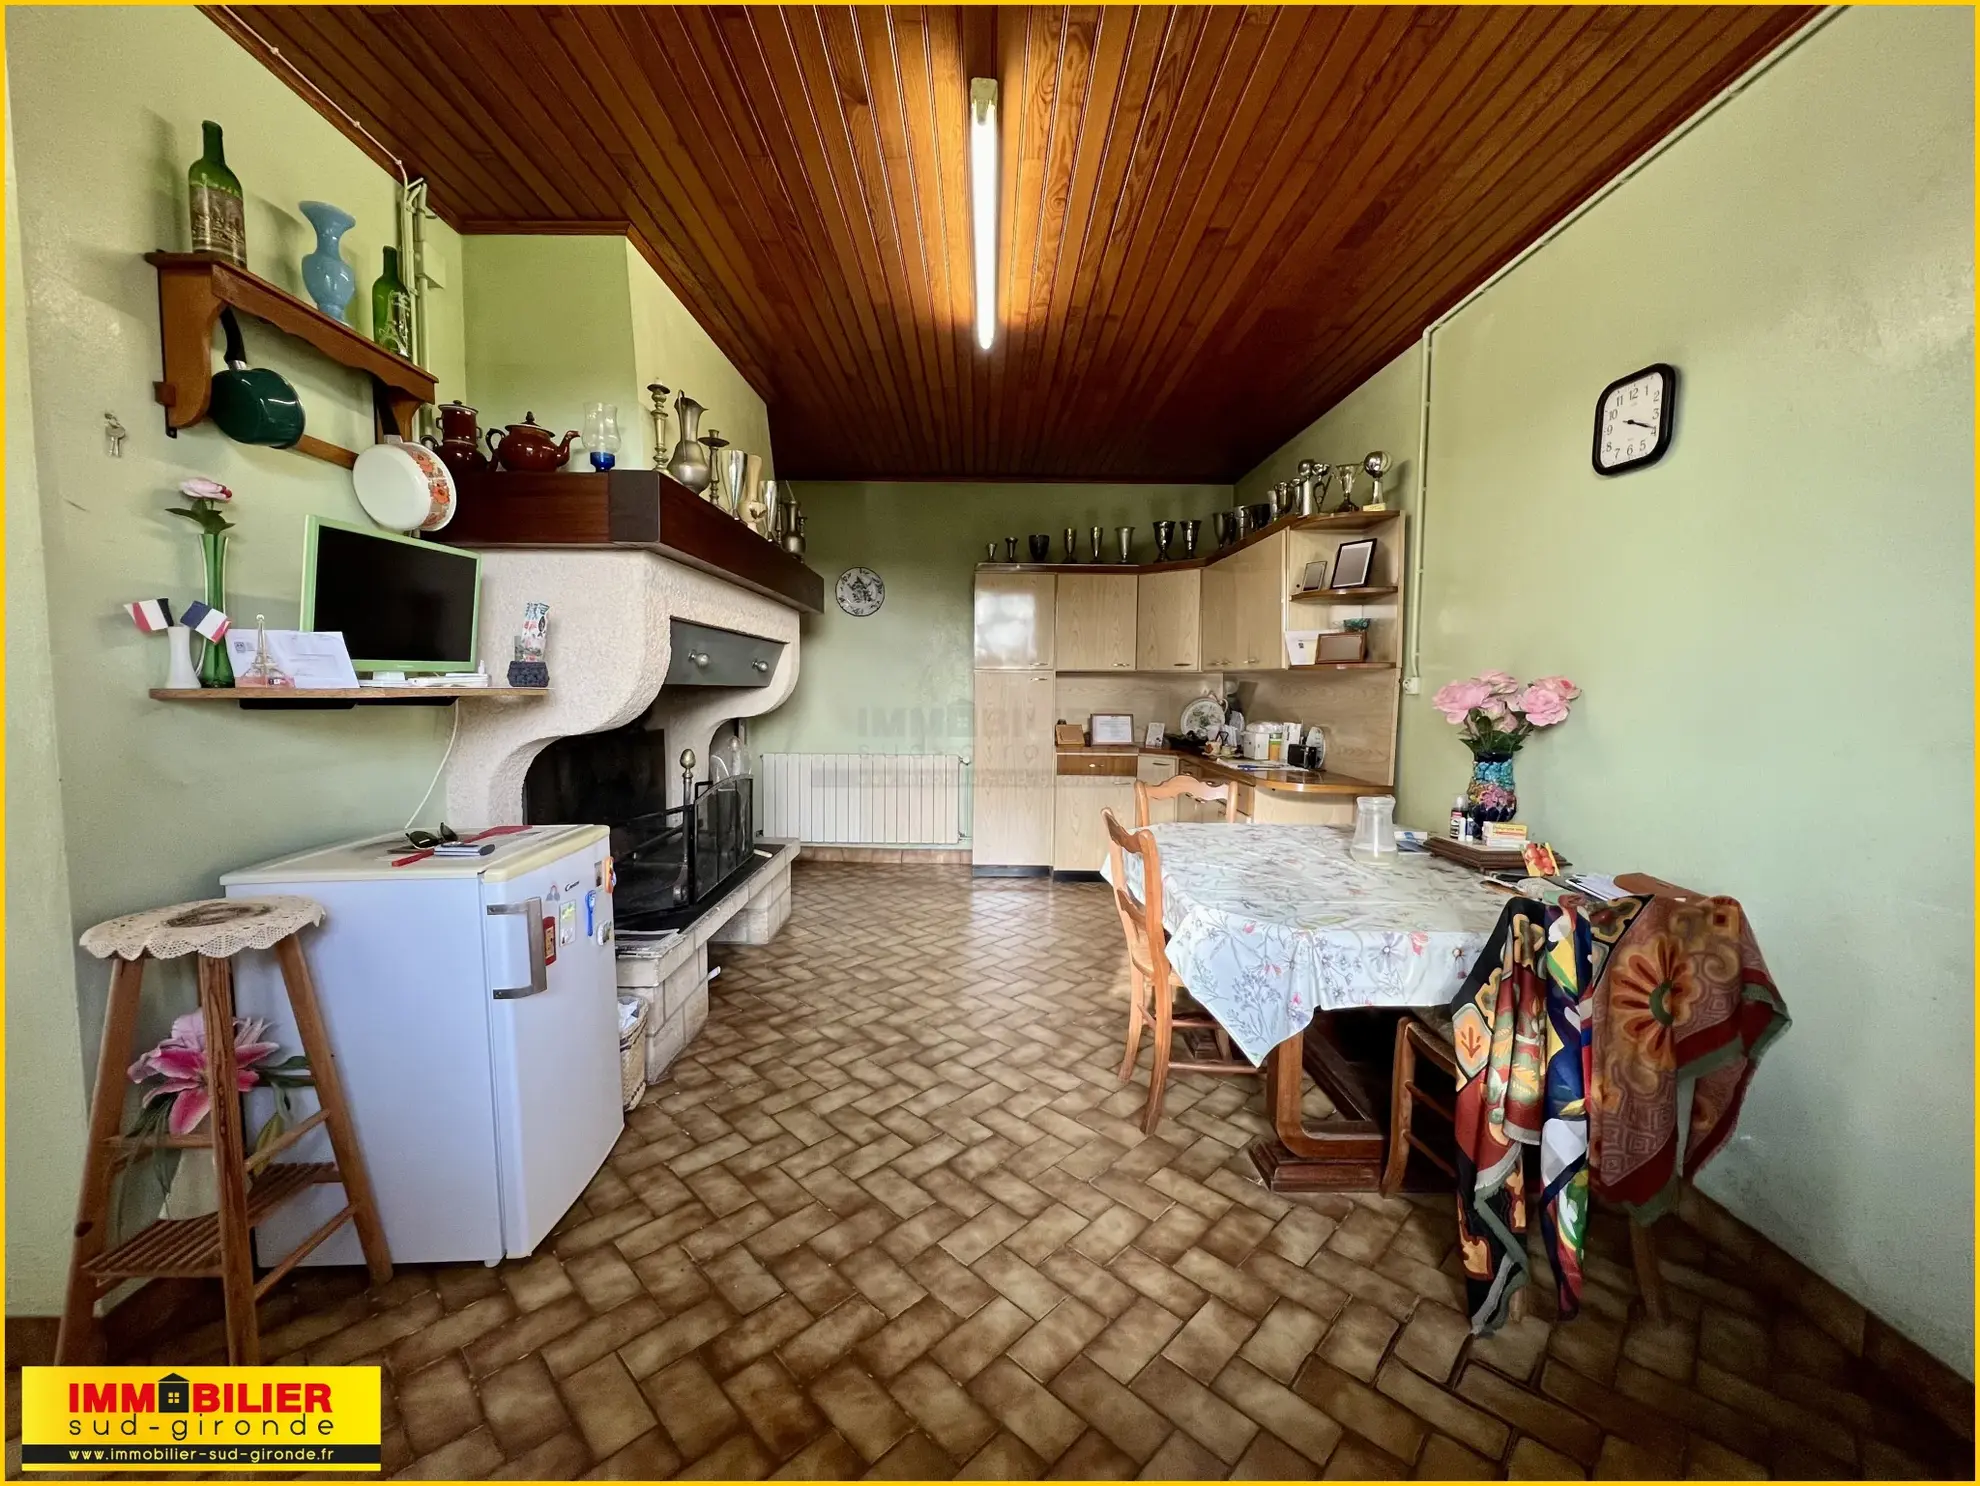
left=20, top=1366, right=381, bottom=1472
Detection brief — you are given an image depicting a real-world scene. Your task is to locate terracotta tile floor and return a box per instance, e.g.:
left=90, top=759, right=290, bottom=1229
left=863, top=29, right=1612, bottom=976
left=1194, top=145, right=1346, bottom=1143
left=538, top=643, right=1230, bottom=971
left=55, top=866, right=1975, bottom=1478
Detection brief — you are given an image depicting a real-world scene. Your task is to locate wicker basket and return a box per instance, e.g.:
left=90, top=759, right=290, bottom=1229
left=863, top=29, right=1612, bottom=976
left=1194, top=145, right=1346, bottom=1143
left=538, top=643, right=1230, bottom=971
left=618, top=993, right=652, bottom=1111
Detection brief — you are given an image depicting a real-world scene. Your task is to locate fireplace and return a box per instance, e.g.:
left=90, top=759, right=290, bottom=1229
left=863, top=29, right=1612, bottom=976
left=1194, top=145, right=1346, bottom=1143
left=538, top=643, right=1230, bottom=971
left=525, top=719, right=758, bottom=931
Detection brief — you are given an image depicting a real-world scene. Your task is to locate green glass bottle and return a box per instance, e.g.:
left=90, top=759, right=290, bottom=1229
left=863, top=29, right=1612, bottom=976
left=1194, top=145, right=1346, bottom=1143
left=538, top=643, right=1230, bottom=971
left=187, top=120, right=246, bottom=267
left=372, top=245, right=413, bottom=356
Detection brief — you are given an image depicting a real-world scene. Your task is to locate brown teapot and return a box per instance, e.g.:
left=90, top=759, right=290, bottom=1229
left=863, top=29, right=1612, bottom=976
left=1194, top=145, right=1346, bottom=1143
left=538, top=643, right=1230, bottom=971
left=485, top=412, right=579, bottom=473
left=424, top=400, right=488, bottom=477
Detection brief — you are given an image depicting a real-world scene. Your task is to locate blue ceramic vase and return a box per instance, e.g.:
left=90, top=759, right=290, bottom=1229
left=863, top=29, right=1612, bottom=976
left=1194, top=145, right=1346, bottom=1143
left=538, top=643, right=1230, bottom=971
left=298, top=201, right=357, bottom=322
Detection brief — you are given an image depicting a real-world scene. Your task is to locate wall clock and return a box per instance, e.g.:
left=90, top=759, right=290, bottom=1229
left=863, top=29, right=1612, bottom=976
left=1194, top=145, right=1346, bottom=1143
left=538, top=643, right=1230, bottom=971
left=835, top=567, right=885, bottom=616
left=1592, top=362, right=1676, bottom=475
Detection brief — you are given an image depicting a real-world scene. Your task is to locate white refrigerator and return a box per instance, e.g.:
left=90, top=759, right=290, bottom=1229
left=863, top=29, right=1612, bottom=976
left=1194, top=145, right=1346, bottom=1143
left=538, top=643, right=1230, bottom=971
left=222, top=824, right=622, bottom=1267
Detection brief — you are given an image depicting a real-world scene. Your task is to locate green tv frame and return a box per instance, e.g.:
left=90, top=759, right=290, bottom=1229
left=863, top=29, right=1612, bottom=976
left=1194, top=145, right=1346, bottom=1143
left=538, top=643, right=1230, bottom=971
left=299, top=516, right=484, bottom=674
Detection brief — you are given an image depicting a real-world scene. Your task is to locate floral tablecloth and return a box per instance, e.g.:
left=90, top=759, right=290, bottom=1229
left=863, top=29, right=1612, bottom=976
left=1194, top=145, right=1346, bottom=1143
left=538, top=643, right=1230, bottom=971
left=1100, top=823, right=1511, bottom=1064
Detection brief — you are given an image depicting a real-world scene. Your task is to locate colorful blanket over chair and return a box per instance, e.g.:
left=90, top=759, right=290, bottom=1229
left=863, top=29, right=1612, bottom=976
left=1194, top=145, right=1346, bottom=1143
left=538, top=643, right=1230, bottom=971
left=1449, top=892, right=1789, bottom=1334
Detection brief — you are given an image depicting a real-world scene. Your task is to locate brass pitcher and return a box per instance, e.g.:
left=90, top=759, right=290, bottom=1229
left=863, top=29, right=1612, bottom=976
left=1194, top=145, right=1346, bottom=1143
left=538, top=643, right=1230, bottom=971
left=666, top=393, right=709, bottom=492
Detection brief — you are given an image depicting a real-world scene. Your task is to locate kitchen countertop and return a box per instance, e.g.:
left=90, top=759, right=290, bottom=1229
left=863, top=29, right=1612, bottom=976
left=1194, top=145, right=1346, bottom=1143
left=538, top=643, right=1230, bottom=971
left=1056, top=744, right=1386, bottom=797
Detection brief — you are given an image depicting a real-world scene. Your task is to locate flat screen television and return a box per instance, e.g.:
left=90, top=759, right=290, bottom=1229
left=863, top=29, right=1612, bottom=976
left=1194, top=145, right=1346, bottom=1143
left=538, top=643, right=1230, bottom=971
left=301, top=517, right=482, bottom=673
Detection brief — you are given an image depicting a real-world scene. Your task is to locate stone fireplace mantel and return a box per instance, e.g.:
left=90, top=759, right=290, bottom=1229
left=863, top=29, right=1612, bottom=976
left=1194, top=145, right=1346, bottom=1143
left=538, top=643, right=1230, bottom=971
left=446, top=548, right=800, bottom=827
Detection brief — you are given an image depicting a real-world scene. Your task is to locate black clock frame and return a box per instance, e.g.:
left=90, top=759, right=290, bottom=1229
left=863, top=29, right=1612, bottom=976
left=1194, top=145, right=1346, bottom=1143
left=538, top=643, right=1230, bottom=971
left=1591, top=362, right=1677, bottom=476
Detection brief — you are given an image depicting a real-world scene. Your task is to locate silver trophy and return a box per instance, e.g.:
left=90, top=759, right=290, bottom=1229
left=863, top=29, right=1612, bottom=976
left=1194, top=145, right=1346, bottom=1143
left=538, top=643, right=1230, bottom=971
left=1361, top=450, right=1392, bottom=512
left=1334, top=462, right=1358, bottom=513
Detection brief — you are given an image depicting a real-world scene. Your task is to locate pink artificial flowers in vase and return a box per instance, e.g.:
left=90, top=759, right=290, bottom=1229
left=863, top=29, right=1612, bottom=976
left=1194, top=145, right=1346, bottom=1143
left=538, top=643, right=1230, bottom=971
left=1430, top=672, right=1580, bottom=822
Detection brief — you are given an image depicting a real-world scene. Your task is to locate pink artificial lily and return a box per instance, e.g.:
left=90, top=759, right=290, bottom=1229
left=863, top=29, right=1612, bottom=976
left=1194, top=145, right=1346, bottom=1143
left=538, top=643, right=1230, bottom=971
left=127, top=1011, right=283, bottom=1136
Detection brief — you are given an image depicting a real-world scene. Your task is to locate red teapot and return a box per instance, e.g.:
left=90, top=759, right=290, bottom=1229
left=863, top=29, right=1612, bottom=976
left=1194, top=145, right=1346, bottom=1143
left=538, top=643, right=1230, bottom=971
left=485, top=412, right=579, bottom=473
left=423, top=400, right=488, bottom=477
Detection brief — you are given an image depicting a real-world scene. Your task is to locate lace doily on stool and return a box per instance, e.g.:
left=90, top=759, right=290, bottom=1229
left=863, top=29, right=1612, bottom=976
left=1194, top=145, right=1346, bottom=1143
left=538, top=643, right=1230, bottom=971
left=80, top=896, right=325, bottom=961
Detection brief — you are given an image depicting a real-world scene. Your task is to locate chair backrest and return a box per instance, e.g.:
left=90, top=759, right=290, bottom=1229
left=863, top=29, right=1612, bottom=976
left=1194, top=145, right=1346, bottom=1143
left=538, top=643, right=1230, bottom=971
left=1102, top=807, right=1173, bottom=988
left=1135, top=773, right=1237, bottom=826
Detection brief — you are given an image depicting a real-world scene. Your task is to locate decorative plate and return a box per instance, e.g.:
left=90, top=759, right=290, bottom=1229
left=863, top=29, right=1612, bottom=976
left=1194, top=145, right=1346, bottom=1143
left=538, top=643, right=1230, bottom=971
left=1180, top=694, right=1225, bottom=738
left=836, top=567, right=885, bottom=616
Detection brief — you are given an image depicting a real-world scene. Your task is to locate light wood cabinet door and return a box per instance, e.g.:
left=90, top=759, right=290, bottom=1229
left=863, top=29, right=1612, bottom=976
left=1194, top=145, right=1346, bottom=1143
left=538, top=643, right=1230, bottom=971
left=1137, top=569, right=1201, bottom=671
left=1234, top=533, right=1288, bottom=670
left=1135, top=755, right=1179, bottom=823
left=974, top=572, right=1056, bottom=669
left=1199, top=559, right=1237, bottom=669
left=1053, top=775, right=1137, bottom=872
left=972, top=670, right=1055, bottom=865
left=1054, top=573, right=1136, bottom=671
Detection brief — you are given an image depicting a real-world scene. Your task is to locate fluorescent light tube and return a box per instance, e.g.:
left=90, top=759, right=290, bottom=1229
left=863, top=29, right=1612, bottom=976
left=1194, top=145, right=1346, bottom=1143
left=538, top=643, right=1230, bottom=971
left=970, top=78, right=998, bottom=352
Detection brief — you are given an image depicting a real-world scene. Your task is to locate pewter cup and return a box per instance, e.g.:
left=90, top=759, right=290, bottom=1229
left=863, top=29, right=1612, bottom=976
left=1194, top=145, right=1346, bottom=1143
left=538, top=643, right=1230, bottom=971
left=1182, top=518, right=1202, bottom=557
left=718, top=447, right=748, bottom=518
left=1116, top=526, right=1134, bottom=564
left=1064, top=528, right=1078, bottom=562
left=1027, top=534, right=1050, bottom=562
left=1005, top=536, right=1019, bottom=562
left=986, top=542, right=998, bottom=561
left=1154, top=520, right=1176, bottom=560
left=1089, top=526, right=1104, bottom=562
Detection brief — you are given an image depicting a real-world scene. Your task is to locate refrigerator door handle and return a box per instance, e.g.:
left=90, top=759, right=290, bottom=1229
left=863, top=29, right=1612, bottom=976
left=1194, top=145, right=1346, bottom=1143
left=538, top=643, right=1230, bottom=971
left=487, top=897, right=548, bottom=999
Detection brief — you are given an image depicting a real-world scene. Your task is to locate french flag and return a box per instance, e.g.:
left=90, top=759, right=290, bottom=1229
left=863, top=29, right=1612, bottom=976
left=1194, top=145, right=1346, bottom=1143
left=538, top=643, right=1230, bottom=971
left=180, top=600, right=230, bottom=641
left=124, top=599, right=172, bottom=633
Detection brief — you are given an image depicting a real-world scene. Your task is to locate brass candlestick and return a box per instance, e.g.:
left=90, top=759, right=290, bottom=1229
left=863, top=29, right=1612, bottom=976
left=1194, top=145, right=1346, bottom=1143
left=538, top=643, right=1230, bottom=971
left=646, top=382, right=671, bottom=471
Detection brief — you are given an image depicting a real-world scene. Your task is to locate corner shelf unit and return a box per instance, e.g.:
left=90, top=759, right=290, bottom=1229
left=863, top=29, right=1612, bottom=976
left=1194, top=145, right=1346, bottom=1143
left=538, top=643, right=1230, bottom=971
left=150, top=686, right=548, bottom=711
left=145, top=252, right=437, bottom=469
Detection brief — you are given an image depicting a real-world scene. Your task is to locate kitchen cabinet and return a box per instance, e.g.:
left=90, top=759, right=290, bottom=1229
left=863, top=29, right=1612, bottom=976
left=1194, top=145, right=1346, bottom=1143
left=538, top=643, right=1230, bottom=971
left=1199, top=559, right=1237, bottom=669
left=1233, top=533, right=1288, bottom=670
left=1054, top=573, right=1136, bottom=671
left=1054, top=771, right=1136, bottom=873
left=972, top=670, right=1055, bottom=866
left=974, top=572, right=1056, bottom=669
left=1136, top=754, right=1179, bottom=823
left=1136, top=569, right=1201, bottom=671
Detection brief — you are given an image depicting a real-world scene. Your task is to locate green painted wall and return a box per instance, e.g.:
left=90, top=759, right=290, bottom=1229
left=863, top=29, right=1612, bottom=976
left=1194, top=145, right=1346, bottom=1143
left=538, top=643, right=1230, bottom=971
left=752, top=484, right=1231, bottom=760
left=4, top=6, right=470, bottom=1311
left=1236, top=344, right=1424, bottom=517
left=1248, top=8, right=1974, bottom=1371
left=462, top=237, right=772, bottom=476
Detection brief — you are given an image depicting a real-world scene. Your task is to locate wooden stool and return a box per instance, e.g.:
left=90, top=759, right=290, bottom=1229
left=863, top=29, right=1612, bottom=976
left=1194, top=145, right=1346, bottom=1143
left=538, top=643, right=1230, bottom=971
left=1379, top=1010, right=1459, bottom=1196
left=59, top=896, right=390, bottom=1365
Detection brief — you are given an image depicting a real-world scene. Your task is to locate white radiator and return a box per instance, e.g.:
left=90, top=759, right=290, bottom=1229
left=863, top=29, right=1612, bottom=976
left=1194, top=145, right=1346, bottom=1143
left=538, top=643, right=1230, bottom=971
left=759, top=753, right=966, bottom=846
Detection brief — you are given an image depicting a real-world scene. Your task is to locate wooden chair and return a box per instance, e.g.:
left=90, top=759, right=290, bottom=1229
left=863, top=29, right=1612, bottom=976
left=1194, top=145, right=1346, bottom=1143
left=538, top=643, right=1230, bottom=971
left=1379, top=1010, right=1458, bottom=1195
left=1135, top=774, right=1237, bottom=825
left=1103, top=808, right=1259, bottom=1134
left=60, top=896, right=390, bottom=1365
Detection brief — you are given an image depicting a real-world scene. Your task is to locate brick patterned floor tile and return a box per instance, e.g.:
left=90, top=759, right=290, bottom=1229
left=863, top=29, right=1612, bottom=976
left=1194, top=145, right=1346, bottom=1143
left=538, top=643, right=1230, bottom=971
left=810, top=1359, right=915, bottom=1463
left=1048, top=1355, right=1174, bottom=1464
left=889, top=1357, right=1001, bottom=1461
left=1321, top=1298, right=1402, bottom=1383
left=479, top=1354, right=573, bottom=1458
left=957, top=1430, right=1048, bottom=1480
left=563, top=1353, right=658, bottom=1460
left=1047, top=1429, right=1141, bottom=1479
left=1212, top=1357, right=1346, bottom=1468
left=1414, top=1432, right=1501, bottom=1479
left=1231, top=1429, right=1324, bottom=1479
left=867, top=1429, right=960, bottom=1479
left=1375, top=1359, right=1509, bottom=1461
left=183, top=864, right=1924, bottom=1483
left=1130, top=1357, right=1259, bottom=1465
left=1140, top=1426, right=1233, bottom=1479
left=640, top=1355, right=742, bottom=1460
left=1322, top=1434, right=1410, bottom=1479
left=1508, top=1435, right=1587, bottom=1479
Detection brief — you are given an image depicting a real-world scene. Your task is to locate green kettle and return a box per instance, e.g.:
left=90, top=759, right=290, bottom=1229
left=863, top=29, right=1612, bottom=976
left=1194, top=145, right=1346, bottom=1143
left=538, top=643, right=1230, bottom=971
left=209, top=308, right=305, bottom=448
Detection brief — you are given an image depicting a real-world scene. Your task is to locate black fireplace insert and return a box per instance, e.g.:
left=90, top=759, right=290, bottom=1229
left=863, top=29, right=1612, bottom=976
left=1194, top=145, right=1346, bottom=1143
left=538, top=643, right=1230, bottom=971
left=524, top=720, right=757, bottom=930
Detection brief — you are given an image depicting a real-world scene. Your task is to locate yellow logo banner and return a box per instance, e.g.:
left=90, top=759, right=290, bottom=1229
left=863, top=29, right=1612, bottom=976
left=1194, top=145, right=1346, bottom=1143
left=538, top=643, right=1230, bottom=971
left=20, top=1367, right=381, bottom=1472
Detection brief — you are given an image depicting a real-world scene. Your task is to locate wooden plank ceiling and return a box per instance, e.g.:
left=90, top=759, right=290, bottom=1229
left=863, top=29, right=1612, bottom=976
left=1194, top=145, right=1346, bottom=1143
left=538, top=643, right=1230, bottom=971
left=212, top=5, right=1814, bottom=481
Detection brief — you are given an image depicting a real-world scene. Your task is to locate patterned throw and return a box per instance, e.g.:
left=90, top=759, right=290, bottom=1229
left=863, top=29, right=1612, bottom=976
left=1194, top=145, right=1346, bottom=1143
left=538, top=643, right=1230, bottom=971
left=1448, top=892, right=1790, bottom=1333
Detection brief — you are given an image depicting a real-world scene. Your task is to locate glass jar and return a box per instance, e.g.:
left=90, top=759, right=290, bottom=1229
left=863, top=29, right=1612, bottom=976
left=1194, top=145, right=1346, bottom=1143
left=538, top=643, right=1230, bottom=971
left=1350, top=794, right=1397, bottom=865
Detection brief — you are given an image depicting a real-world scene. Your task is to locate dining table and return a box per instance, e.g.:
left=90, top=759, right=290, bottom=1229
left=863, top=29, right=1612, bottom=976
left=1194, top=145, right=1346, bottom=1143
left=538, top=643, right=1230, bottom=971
left=1100, top=821, right=1514, bottom=1191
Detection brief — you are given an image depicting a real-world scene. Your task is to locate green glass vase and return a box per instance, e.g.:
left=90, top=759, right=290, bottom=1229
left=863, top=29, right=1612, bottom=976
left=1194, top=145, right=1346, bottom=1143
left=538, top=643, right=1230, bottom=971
left=188, top=120, right=246, bottom=267
left=372, top=245, right=412, bottom=356
left=197, top=532, right=234, bottom=688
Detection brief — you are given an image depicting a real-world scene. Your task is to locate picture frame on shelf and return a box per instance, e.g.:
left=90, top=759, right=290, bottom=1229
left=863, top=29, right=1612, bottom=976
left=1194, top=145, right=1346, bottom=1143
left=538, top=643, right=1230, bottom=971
left=1089, top=713, right=1134, bottom=746
left=1297, top=559, right=1328, bottom=593
left=1332, top=538, right=1376, bottom=588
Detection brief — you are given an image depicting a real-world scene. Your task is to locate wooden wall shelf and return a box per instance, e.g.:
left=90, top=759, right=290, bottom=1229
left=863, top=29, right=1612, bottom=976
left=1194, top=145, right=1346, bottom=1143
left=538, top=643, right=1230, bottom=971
left=145, top=252, right=437, bottom=467
left=1290, top=586, right=1398, bottom=602
left=978, top=507, right=1404, bottom=579
left=150, top=686, right=547, bottom=710
left=446, top=468, right=825, bottom=614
